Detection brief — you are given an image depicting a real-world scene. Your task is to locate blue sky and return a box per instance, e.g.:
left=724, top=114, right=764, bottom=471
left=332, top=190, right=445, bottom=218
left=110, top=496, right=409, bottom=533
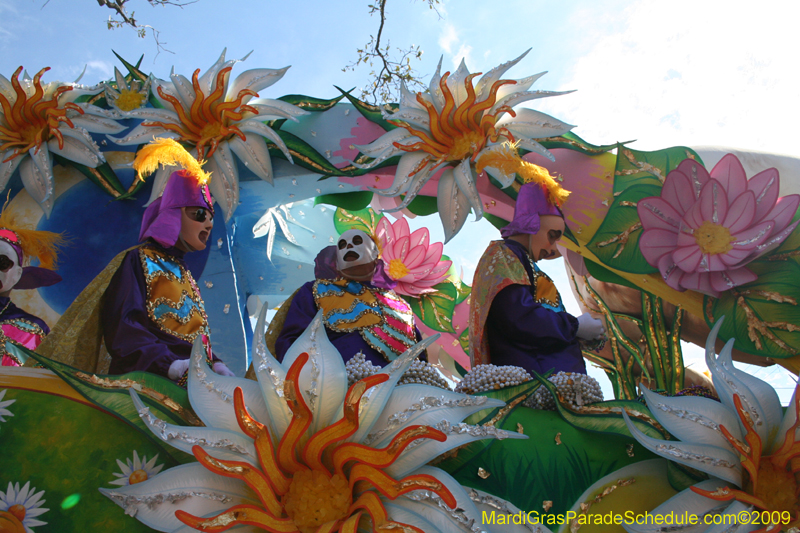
left=1, top=0, right=797, bottom=399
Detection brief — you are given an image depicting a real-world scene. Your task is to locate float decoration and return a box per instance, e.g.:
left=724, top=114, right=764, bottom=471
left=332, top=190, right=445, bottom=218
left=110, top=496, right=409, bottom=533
left=622, top=319, right=800, bottom=532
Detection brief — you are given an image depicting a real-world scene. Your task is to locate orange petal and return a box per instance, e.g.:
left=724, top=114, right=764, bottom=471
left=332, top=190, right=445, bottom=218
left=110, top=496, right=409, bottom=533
left=192, top=446, right=283, bottom=518
left=349, top=465, right=456, bottom=508
left=233, top=387, right=291, bottom=495
left=277, top=353, right=313, bottom=473
left=452, top=72, right=480, bottom=133
left=175, top=504, right=298, bottom=532
left=338, top=511, right=362, bottom=533
left=332, top=425, right=445, bottom=476
left=347, top=491, right=388, bottom=528
left=302, top=374, right=388, bottom=471
left=770, top=385, right=800, bottom=469
left=690, top=485, right=767, bottom=509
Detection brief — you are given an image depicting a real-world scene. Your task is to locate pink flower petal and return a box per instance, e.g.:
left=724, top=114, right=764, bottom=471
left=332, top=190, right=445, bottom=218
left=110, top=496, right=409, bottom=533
left=720, top=247, right=753, bottom=266
left=672, top=245, right=703, bottom=272
left=710, top=153, right=747, bottom=200
left=762, top=194, right=800, bottom=233
left=639, top=228, right=680, bottom=266
left=747, top=167, right=780, bottom=223
left=699, top=180, right=728, bottom=225
left=675, top=158, right=711, bottom=200
left=731, top=220, right=774, bottom=250
left=376, top=217, right=391, bottom=245
left=661, top=169, right=696, bottom=215
left=702, top=254, right=727, bottom=272
left=679, top=271, right=718, bottom=297
left=709, top=268, right=757, bottom=293
left=392, top=237, right=409, bottom=260
left=685, top=201, right=706, bottom=230
left=395, top=217, right=411, bottom=239
left=675, top=225, right=697, bottom=248
left=638, top=197, right=682, bottom=232
left=408, top=227, right=429, bottom=248
left=752, top=219, right=800, bottom=259
left=423, top=241, right=444, bottom=264
left=658, top=255, right=683, bottom=291
left=722, top=191, right=755, bottom=234
left=404, top=246, right=426, bottom=269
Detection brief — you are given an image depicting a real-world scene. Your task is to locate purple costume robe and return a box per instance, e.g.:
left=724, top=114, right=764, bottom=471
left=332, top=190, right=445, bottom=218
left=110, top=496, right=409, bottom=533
left=484, top=239, right=586, bottom=376
left=275, top=280, right=426, bottom=367
left=102, top=241, right=219, bottom=378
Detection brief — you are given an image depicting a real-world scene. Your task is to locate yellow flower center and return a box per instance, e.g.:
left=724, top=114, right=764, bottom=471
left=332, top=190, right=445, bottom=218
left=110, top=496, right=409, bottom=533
left=0, top=510, right=25, bottom=533
left=282, top=469, right=351, bottom=533
left=694, top=220, right=734, bottom=255
left=128, top=469, right=149, bottom=485
left=7, top=505, right=25, bottom=522
left=387, top=258, right=410, bottom=280
left=115, top=88, right=145, bottom=112
left=748, top=459, right=798, bottom=512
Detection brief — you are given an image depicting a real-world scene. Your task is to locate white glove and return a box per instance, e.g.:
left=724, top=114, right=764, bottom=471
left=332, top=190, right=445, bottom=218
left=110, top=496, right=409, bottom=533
left=168, top=358, right=191, bottom=381
left=576, top=313, right=605, bottom=340
left=213, top=362, right=235, bottom=377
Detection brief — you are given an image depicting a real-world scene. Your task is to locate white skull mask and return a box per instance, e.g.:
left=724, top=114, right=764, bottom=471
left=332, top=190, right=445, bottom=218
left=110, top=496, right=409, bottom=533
left=336, top=229, right=378, bottom=273
left=0, top=240, right=22, bottom=293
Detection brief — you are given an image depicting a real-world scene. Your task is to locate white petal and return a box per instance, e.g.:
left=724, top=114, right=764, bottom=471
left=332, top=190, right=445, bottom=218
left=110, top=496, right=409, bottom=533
left=381, top=160, right=439, bottom=212
left=622, top=410, right=742, bottom=486
left=108, top=123, right=178, bottom=146
left=495, top=72, right=548, bottom=101
left=0, top=152, right=23, bottom=191
left=186, top=337, right=270, bottom=432
left=453, top=158, right=483, bottom=220
left=382, top=500, right=442, bottom=532
left=281, top=310, right=347, bottom=434
left=437, top=167, right=470, bottom=243
left=706, top=319, right=783, bottom=451
left=640, top=386, right=742, bottom=452
left=365, top=386, right=503, bottom=448
left=468, top=488, right=550, bottom=533
left=169, top=73, right=196, bottom=110
left=498, top=108, right=574, bottom=140
left=144, top=163, right=179, bottom=207
left=99, top=462, right=259, bottom=532
left=490, top=89, right=575, bottom=116
left=21, top=147, right=54, bottom=215
left=385, top=420, right=525, bottom=478
left=251, top=303, right=292, bottom=445
left=68, top=112, right=125, bottom=134
left=249, top=99, right=309, bottom=122
left=372, top=152, right=429, bottom=197
left=398, top=80, right=425, bottom=111
left=228, top=67, right=290, bottom=102
left=475, top=49, right=531, bottom=102
left=428, top=56, right=445, bottom=111
left=479, top=145, right=517, bottom=188
left=208, top=142, right=239, bottom=221
left=237, top=119, right=293, bottom=163
left=48, top=134, right=102, bottom=167
left=513, top=138, right=556, bottom=162
left=122, top=107, right=181, bottom=124
left=775, top=386, right=799, bottom=451
left=131, top=387, right=258, bottom=466
left=445, top=58, right=472, bottom=108
left=229, top=135, right=274, bottom=183
left=385, top=106, right=430, bottom=130
left=354, top=127, right=416, bottom=158
left=703, top=501, right=761, bottom=533
left=345, top=336, right=440, bottom=444
left=197, top=49, right=232, bottom=95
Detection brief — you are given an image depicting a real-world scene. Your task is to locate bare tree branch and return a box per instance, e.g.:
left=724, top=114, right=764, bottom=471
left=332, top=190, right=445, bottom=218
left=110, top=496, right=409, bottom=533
left=344, top=0, right=441, bottom=104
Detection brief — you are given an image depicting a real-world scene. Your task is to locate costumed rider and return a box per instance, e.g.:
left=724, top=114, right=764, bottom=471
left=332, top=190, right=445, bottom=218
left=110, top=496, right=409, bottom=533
left=275, top=228, right=425, bottom=366
left=37, top=138, right=234, bottom=384
left=469, top=178, right=605, bottom=376
left=0, top=209, right=65, bottom=366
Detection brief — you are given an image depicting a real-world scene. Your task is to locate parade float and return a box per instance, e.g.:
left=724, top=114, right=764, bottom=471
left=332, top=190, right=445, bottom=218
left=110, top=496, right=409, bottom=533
left=0, top=49, right=797, bottom=533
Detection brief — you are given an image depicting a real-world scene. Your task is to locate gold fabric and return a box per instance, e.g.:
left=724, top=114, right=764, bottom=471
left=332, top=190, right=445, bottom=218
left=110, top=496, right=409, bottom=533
left=35, top=247, right=135, bottom=374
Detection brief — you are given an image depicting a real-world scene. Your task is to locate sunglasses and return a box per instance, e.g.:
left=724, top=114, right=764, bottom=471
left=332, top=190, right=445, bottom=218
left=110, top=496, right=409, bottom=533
left=187, top=208, right=214, bottom=223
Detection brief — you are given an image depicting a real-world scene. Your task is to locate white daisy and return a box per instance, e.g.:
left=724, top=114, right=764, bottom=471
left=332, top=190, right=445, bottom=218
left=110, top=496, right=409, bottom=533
left=109, top=49, right=308, bottom=220
left=108, top=451, right=164, bottom=486
left=0, top=67, right=126, bottom=215
left=101, top=308, right=532, bottom=533
left=0, top=389, right=14, bottom=423
left=0, top=481, right=48, bottom=533
left=355, top=50, right=574, bottom=241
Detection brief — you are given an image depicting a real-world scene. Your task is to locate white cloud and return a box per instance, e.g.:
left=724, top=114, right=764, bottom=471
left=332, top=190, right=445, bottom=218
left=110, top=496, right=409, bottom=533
left=438, top=23, right=458, bottom=53
left=537, top=0, right=800, bottom=156
left=452, top=43, right=473, bottom=69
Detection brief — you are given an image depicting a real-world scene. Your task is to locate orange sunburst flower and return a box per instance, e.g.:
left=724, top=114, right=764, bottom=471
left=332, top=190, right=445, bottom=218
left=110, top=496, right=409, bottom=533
left=174, top=353, right=455, bottom=533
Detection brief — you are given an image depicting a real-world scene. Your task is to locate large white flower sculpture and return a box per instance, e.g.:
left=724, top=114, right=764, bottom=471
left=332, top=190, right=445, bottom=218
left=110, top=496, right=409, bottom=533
left=0, top=67, right=125, bottom=215
left=109, top=49, right=309, bottom=220
left=354, top=50, right=574, bottom=241
left=101, top=308, right=530, bottom=532
left=623, top=320, right=800, bottom=533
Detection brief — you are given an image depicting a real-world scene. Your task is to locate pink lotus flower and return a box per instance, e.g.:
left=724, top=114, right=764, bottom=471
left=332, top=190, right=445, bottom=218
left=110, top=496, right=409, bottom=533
left=375, top=217, right=452, bottom=297
left=638, top=154, right=799, bottom=297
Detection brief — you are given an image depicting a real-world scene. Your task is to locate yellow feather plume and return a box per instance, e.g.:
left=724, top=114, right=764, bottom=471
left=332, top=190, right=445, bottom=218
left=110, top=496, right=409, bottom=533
left=0, top=208, right=67, bottom=269
left=133, top=138, right=211, bottom=185
left=476, top=145, right=570, bottom=207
